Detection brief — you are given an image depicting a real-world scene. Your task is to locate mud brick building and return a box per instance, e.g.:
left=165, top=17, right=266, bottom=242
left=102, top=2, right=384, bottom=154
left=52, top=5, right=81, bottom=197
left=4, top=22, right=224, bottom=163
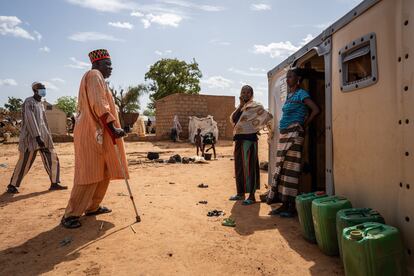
left=155, top=93, right=235, bottom=140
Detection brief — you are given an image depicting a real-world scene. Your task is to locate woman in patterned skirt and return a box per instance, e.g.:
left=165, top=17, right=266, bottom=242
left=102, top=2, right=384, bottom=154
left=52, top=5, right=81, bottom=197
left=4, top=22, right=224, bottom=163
left=267, top=68, right=320, bottom=217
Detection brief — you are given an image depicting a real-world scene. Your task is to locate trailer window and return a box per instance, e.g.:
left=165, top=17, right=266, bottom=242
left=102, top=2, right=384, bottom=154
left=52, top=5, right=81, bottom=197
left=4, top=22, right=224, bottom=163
left=339, top=33, right=378, bottom=92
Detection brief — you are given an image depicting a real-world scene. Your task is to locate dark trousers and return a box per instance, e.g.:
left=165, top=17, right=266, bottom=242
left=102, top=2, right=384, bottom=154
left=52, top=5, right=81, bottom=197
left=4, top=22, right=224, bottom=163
left=234, top=140, right=260, bottom=198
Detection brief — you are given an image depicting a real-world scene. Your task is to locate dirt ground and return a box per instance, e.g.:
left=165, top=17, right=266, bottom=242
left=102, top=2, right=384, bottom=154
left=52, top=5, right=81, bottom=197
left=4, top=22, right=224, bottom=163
left=0, top=136, right=343, bottom=276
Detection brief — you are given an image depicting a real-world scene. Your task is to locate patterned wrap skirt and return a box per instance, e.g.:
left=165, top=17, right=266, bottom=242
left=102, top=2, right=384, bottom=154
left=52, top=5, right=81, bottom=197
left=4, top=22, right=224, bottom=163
left=268, top=123, right=305, bottom=203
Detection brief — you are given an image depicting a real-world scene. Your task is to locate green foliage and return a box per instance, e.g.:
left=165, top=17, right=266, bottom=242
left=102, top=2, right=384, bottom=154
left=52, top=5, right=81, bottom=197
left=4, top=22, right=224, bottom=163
left=143, top=109, right=155, bottom=116
left=55, top=96, right=77, bottom=117
left=4, top=97, right=23, bottom=112
left=110, top=84, right=147, bottom=126
left=145, top=58, right=202, bottom=109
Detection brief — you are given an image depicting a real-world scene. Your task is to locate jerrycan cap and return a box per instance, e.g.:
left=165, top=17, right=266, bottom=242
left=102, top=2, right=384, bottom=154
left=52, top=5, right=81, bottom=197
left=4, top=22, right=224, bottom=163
left=350, top=230, right=363, bottom=241
left=315, top=191, right=325, bottom=196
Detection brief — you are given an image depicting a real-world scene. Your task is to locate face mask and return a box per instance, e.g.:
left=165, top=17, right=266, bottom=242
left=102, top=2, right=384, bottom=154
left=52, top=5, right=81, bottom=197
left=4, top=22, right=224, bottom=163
left=38, top=88, right=46, bottom=97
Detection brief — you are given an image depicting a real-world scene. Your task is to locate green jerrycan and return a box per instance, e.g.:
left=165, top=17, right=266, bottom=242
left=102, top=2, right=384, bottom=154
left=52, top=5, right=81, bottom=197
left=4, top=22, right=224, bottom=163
left=296, top=191, right=328, bottom=242
left=312, top=196, right=352, bottom=255
left=342, top=222, right=406, bottom=276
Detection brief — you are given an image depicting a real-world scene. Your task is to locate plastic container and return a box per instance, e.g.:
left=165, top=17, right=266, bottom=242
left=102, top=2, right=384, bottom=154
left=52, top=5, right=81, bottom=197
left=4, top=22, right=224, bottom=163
left=342, top=222, right=405, bottom=276
left=295, top=191, right=328, bottom=242
left=336, top=208, right=385, bottom=259
left=312, top=196, right=352, bottom=255
left=204, top=153, right=212, bottom=160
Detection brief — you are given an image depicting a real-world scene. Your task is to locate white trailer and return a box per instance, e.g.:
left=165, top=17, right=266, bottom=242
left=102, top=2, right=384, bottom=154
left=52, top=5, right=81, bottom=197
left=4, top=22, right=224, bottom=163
left=267, top=0, right=413, bottom=273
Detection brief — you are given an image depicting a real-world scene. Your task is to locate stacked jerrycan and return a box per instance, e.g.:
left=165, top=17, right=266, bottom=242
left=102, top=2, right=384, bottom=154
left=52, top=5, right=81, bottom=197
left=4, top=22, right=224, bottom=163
left=336, top=208, right=385, bottom=259
left=295, top=192, right=328, bottom=243
left=342, top=222, right=406, bottom=276
left=312, top=196, right=352, bottom=255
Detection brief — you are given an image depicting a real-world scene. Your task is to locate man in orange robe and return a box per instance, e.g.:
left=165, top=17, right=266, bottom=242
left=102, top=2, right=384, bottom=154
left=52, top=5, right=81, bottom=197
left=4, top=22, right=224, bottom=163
left=61, top=49, right=129, bottom=229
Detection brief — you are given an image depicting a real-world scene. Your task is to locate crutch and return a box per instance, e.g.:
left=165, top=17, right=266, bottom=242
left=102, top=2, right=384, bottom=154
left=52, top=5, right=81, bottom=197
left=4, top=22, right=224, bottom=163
left=112, top=138, right=141, bottom=223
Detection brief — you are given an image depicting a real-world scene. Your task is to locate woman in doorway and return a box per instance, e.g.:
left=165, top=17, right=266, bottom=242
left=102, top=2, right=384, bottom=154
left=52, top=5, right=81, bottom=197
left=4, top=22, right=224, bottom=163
left=230, top=85, right=273, bottom=205
left=267, top=68, right=320, bottom=217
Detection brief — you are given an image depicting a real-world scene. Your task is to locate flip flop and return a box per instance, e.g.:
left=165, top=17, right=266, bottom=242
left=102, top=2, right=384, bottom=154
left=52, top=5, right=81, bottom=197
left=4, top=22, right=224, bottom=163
left=279, top=210, right=297, bottom=218
left=85, top=206, right=112, bottom=216
left=198, top=183, right=209, bottom=188
left=207, top=210, right=224, bottom=217
left=222, top=218, right=236, bottom=227
left=242, top=199, right=256, bottom=205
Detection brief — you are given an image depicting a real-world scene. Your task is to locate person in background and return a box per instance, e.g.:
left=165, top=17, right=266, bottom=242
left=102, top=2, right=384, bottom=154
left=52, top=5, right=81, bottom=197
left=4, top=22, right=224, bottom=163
left=266, top=68, right=320, bottom=218
left=61, top=49, right=128, bottom=229
left=202, top=132, right=217, bottom=160
left=194, top=128, right=203, bottom=156
left=171, top=115, right=182, bottom=142
left=6, top=82, right=66, bottom=194
left=146, top=118, right=152, bottom=134
left=229, top=85, right=273, bottom=205
left=70, top=113, right=76, bottom=132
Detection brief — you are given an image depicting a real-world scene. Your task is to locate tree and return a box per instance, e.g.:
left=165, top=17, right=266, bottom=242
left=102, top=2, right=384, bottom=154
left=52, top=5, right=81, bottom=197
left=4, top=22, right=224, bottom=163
left=145, top=58, right=202, bottom=109
left=110, top=84, right=147, bottom=127
left=143, top=109, right=155, bottom=117
left=55, top=96, right=77, bottom=117
left=4, top=97, right=23, bottom=113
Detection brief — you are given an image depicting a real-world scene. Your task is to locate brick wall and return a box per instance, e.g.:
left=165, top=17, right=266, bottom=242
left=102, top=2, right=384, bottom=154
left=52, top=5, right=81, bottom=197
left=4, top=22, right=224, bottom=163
left=155, top=93, right=235, bottom=140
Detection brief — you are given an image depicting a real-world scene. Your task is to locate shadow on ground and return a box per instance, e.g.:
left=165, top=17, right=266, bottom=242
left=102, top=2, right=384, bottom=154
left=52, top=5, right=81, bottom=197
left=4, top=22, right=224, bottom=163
left=0, top=217, right=116, bottom=276
left=230, top=201, right=344, bottom=275
left=0, top=190, right=52, bottom=207
left=230, top=200, right=275, bottom=235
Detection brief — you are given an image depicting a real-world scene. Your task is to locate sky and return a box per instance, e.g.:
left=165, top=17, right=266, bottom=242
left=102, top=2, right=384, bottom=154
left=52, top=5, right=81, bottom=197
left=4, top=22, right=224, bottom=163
left=0, top=0, right=363, bottom=110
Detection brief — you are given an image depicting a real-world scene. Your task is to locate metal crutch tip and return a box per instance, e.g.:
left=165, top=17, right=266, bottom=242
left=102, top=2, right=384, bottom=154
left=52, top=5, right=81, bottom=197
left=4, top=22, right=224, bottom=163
left=136, top=216, right=141, bottom=223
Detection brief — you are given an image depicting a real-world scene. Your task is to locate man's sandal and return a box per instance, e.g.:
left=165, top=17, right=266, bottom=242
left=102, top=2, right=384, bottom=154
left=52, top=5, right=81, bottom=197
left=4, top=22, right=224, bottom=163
left=85, top=206, right=112, bottom=216
left=61, top=216, right=81, bottom=229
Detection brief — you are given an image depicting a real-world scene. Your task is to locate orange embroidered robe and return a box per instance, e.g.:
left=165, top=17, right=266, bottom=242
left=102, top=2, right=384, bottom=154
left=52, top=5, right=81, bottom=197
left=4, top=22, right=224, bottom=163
left=73, top=69, right=129, bottom=185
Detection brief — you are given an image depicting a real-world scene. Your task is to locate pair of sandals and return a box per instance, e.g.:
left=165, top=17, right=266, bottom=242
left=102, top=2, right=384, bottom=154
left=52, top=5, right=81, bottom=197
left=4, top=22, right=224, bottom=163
left=207, top=210, right=224, bottom=217
left=229, top=195, right=256, bottom=206
left=61, top=206, right=112, bottom=229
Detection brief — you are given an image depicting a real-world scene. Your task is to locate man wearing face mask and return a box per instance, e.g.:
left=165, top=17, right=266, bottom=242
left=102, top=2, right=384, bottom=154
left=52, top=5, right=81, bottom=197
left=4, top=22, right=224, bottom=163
left=6, top=82, right=66, bottom=194
left=61, top=49, right=128, bottom=229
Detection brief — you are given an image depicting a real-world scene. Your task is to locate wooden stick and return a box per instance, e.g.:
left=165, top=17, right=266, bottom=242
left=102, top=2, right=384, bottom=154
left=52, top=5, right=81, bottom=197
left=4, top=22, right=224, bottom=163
left=130, top=225, right=136, bottom=234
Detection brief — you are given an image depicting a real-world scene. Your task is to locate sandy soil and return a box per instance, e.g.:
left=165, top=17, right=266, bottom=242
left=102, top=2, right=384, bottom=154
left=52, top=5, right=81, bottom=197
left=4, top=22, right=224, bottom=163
left=0, top=136, right=343, bottom=276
